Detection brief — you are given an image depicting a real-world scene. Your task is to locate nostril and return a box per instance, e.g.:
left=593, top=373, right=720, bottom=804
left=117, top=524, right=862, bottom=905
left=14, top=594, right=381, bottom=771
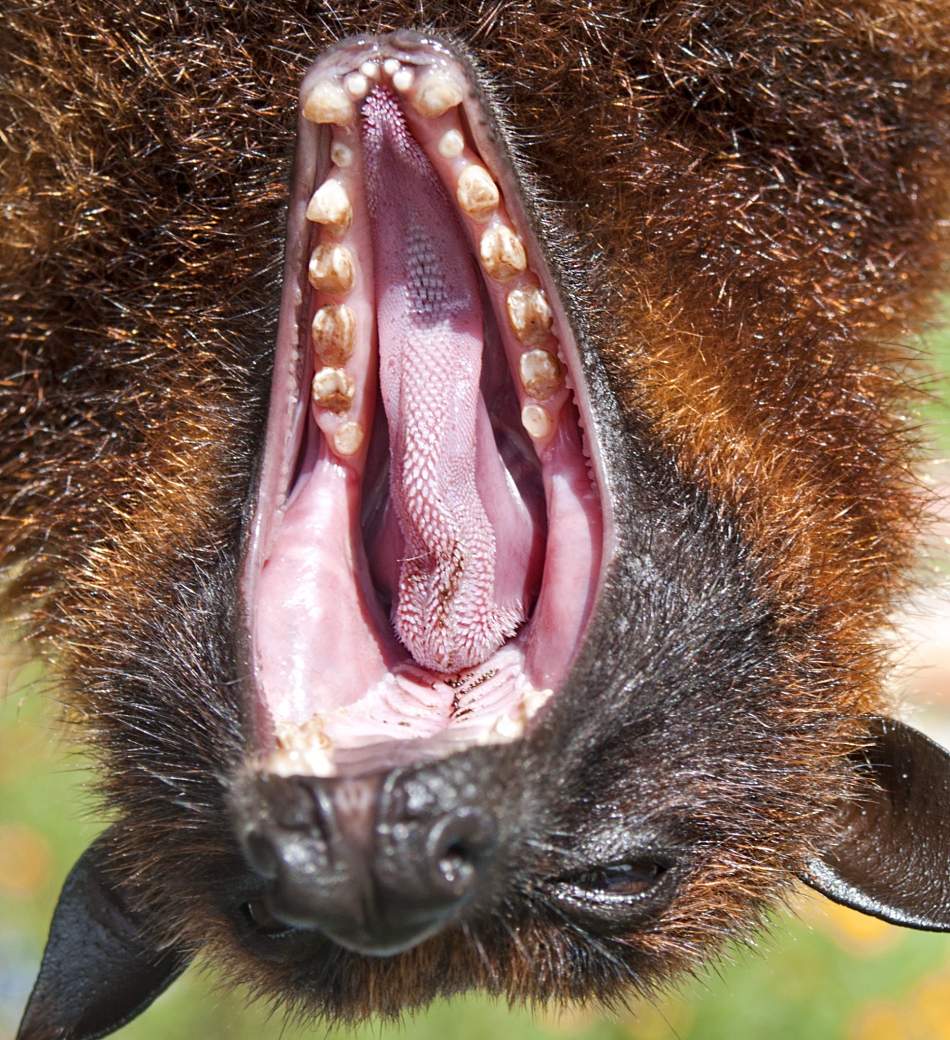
left=426, top=808, right=497, bottom=898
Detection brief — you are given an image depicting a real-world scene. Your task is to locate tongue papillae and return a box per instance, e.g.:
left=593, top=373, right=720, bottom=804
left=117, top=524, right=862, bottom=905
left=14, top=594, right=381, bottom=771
left=363, top=90, right=539, bottom=672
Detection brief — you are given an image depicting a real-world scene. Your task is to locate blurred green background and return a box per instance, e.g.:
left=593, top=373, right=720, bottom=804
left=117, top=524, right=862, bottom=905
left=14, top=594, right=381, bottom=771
left=3, top=305, right=950, bottom=1040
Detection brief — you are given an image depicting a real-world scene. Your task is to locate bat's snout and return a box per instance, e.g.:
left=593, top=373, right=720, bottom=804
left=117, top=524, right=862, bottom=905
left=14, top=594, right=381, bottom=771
left=238, top=769, right=499, bottom=955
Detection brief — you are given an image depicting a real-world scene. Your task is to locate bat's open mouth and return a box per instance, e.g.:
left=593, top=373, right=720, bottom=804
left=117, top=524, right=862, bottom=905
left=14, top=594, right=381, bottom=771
left=241, top=33, right=611, bottom=777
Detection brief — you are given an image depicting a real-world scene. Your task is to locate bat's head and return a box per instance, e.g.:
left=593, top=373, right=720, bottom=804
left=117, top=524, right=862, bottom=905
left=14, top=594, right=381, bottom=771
left=11, top=13, right=950, bottom=1040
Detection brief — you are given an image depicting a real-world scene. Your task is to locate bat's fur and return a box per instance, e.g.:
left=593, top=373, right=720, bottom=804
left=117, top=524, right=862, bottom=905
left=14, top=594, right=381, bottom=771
left=2, top=0, right=950, bottom=1024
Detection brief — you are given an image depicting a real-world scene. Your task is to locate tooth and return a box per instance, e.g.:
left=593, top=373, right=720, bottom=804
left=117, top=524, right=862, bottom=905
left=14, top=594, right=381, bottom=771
left=523, top=687, right=554, bottom=720
left=360, top=60, right=379, bottom=79
left=306, top=180, right=352, bottom=232
left=479, top=225, right=527, bottom=281
left=506, top=287, right=553, bottom=346
left=312, top=367, right=355, bottom=413
left=413, top=72, right=463, bottom=118
left=344, top=72, right=368, bottom=99
left=302, top=80, right=354, bottom=125
left=491, top=713, right=524, bottom=740
left=521, top=403, right=553, bottom=439
left=331, top=142, right=353, bottom=168
left=308, top=244, right=354, bottom=294
left=456, top=165, right=499, bottom=221
left=438, top=129, right=465, bottom=158
left=333, top=421, right=365, bottom=456
left=519, top=349, right=563, bottom=401
left=383, top=58, right=400, bottom=77
left=392, top=67, right=414, bottom=92
left=311, top=305, right=356, bottom=364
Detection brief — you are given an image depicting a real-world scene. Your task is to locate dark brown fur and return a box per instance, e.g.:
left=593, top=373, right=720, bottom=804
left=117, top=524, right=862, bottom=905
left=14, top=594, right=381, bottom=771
left=2, top=0, right=950, bottom=1024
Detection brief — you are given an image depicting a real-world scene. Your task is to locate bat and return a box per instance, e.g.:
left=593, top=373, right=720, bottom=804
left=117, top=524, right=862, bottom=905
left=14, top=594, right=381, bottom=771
left=2, top=1, right=950, bottom=1037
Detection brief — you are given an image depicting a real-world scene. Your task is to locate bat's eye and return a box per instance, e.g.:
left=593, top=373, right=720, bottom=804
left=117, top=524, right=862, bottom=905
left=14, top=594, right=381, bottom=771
left=242, top=898, right=295, bottom=937
left=545, top=856, right=678, bottom=933
left=569, top=860, right=667, bottom=897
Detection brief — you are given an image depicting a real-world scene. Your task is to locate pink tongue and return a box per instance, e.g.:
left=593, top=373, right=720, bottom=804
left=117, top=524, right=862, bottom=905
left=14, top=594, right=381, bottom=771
left=363, top=88, right=535, bottom=673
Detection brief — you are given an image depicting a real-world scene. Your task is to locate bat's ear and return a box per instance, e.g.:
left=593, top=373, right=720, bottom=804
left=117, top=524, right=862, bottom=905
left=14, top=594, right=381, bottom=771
left=802, top=716, right=950, bottom=931
left=17, top=827, right=191, bottom=1040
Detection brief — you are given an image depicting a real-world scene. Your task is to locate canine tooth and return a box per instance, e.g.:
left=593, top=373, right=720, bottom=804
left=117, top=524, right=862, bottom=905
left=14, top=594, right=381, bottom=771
left=333, top=421, right=364, bottom=456
left=308, top=244, right=354, bottom=294
left=331, top=142, right=353, bottom=168
left=438, top=129, right=464, bottom=158
left=344, top=72, right=369, bottom=99
left=413, top=72, right=463, bottom=118
left=457, top=165, right=499, bottom=222
left=519, top=349, right=563, bottom=401
left=311, top=305, right=356, bottom=364
left=360, top=60, right=379, bottom=79
left=392, top=67, right=414, bottom=92
left=306, top=180, right=352, bottom=232
left=383, top=58, right=400, bottom=77
left=303, top=80, right=354, bottom=125
left=312, top=367, right=355, bottom=413
left=521, top=403, right=553, bottom=439
left=507, top=287, right=553, bottom=346
left=491, top=713, right=524, bottom=740
left=479, top=225, right=527, bottom=281
left=523, top=687, right=554, bottom=720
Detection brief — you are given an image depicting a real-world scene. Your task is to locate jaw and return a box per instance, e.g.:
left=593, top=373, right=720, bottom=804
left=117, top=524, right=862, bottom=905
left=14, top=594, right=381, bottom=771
left=239, top=32, right=614, bottom=778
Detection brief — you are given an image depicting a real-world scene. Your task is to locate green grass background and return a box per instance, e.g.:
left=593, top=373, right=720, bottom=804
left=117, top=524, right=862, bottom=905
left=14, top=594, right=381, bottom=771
left=3, top=304, right=950, bottom=1040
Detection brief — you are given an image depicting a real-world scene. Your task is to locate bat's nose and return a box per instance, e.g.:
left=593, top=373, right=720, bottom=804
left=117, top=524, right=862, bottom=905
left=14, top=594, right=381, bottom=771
left=241, top=770, right=498, bottom=955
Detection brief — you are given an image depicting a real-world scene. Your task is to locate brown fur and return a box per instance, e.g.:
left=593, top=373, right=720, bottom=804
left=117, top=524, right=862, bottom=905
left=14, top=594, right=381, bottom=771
left=2, top=0, right=950, bottom=1021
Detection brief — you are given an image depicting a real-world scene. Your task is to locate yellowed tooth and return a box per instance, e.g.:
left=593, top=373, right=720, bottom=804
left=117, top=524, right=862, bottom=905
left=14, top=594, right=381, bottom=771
left=383, top=58, right=400, bottom=77
left=520, top=349, right=563, bottom=401
left=312, top=367, right=355, bottom=413
left=479, top=225, right=527, bottom=281
left=308, top=244, right=355, bottom=294
left=413, top=72, right=463, bottom=118
left=438, top=129, right=464, bottom=158
left=360, top=60, right=380, bottom=79
left=333, top=421, right=365, bottom=456
left=306, top=180, right=352, bottom=233
left=521, top=403, right=553, bottom=439
left=506, top=287, right=553, bottom=346
left=303, top=80, right=354, bottom=125
left=456, top=165, right=499, bottom=222
left=311, top=305, right=356, bottom=365
left=331, top=142, right=353, bottom=168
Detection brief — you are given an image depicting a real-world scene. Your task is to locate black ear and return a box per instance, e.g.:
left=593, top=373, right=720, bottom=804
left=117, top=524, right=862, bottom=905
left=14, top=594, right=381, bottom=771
left=17, top=828, right=191, bottom=1040
left=802, top=715, right=950, bottom=931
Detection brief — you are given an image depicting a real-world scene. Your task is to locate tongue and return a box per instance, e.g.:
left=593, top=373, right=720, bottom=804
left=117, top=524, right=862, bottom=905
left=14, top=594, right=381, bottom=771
left=363, top=88, right=536, bottom=673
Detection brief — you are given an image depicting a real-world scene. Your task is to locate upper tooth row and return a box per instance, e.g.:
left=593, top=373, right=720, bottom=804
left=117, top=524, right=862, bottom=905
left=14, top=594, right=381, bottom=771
left=303, top=63, right=463, bottom=126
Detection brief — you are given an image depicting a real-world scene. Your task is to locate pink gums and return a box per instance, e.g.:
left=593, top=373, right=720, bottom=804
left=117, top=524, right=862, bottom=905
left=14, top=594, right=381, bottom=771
left=363, top=89, right=537, bottom=672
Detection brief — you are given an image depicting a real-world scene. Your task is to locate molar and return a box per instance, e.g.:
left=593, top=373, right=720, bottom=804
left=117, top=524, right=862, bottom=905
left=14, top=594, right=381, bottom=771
left=308, top=243, right=355, bottom=294
left=479, top=225, right=527, bottom=281
left=303, top=80, right=354, bottom=125
left=331, top=142, right=353, bottom=168
left=306, top=180, right=352, bottom=233
left=312, top=367, right=355, bottom=413
left=521, top=403, right=554, bottom=439
left=519, top=349, right=563, bottom=401
left=456, top=165, right=499, bottom=222
left=311, top=305, right=356, bottom=365
left=507, top=287, right=553, bottom=346
left=333, top=421, right=365, bottom=456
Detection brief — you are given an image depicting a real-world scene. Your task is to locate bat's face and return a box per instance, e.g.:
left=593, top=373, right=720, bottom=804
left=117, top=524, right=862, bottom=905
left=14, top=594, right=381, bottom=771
left=8, top=6, right=950, bottom=1040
